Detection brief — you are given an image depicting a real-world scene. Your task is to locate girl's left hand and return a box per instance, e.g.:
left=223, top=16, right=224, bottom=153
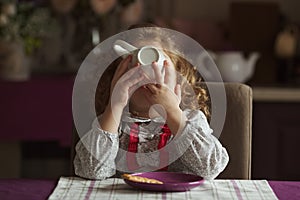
left=143, top=60, right=182, bottom=115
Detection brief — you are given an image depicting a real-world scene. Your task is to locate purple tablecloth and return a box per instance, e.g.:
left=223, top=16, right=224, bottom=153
left=0, top=179, right=299, bottom=200
left=0, top=76, right=74, bottom=147
left=269, top=181, right=300, bottom=200
left=0, top=179, right=57, bottom=200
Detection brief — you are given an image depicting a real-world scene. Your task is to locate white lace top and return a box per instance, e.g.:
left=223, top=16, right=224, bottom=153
left=74, top=109, right=229, bottom=180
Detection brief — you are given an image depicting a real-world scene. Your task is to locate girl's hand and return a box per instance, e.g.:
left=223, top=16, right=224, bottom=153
left=100, top=55, right=145, bottom=133
left=143, top=60, right=186, bottom=134
left=110, top=55, right=145, bottom=110
left=143, top=60, right=182, bottom=115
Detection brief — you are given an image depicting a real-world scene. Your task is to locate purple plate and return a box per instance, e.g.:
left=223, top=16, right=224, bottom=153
left=123, top=172, right=204, bottom=192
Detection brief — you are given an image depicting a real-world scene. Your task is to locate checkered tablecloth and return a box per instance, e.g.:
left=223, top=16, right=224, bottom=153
left=48, top=177, right=278, bottom=200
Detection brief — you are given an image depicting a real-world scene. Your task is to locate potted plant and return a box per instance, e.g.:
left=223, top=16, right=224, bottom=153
left=0, top=0, right=57, bottom=81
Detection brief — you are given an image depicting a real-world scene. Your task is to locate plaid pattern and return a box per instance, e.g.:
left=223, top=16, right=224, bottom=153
left=48, top=177, right=278, bottom=200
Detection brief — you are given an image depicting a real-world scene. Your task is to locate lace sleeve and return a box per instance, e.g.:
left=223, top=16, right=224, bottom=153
left=172, top=109, right=229, bottom=180
left=73, top=118, right=119, bottom=179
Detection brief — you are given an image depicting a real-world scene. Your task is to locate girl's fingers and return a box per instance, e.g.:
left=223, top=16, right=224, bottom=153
left=164, top=60, right=176, bottom=89
left=127, top=76, right=144, bottom=95
left=124, top=72, right=143, bottom=86
left=174, top=84, right=181, bottom=101
left=152, top=62, right=163, bottom=84
left=120, top=67, right=147, bottom=94
left=163, top=60, right=171, bottom=83
left=119, top=64, right=140, bottom=81
left=139, top=68, right=152, bottom=83
left=114, top=55, right=132, bottom=78
left=144, top=84, right=159, bottom=94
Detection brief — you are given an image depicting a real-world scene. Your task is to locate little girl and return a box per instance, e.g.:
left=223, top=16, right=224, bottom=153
left=74, top=24, right=229, bottom=180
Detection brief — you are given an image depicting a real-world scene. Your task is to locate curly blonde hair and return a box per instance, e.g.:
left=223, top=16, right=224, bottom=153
left=95, top=24, right=211, bottom=120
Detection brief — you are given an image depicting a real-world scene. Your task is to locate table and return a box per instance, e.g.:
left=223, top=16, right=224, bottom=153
left=0, top=179, right=57, bottom=200
left=0, top=178, right=299, bottom=200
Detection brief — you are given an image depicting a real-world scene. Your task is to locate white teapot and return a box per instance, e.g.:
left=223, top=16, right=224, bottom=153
left=209, top=51, right=260, bottom=83
left=113, top=40, right=165, bottom=79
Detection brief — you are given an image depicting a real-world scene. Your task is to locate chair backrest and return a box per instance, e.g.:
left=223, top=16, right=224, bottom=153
left=70, top=83, right=253, bottom=179
left=213, top=83, right=252, bottom=179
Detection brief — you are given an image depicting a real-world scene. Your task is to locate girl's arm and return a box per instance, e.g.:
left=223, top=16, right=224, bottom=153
left=100, top=56, right=144, bottom=133
left=74, top=56, right=145, bottom=179
left=100, top=102, right=124, bottom=134
left=171, top=109, right=229, bottom=180
left=143, top=62, right=228, bottom=179
left=73, top=118, right=119, bottom=179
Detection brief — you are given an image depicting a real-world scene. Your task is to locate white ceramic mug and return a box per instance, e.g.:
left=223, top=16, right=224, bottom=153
left=136, top=46, right=165, bottom=79
left=137, top=46, right=164, bottom=65
left=113, top=40, right=166, bottom=79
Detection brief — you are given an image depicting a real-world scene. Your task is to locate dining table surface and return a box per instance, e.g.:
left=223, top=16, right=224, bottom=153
left=0, top=177, right=299, bottom=200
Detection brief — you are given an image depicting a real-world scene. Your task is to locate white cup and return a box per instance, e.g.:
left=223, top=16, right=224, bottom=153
left=135, top=46, right=165, bottom=79
left=113, top=40, right=166, bottom=79
left=137, top=46, right=164, bottom=65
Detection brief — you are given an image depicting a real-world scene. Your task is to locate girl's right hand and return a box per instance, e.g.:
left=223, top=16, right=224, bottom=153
left=110, top=55, right=145, bottom=111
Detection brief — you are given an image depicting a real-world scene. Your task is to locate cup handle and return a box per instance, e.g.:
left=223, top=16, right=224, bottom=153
left=113, top=40, right=137, bottom=58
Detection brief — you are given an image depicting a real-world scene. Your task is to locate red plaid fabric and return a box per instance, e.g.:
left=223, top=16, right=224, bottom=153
left=126, top=123, right=172, bottom=171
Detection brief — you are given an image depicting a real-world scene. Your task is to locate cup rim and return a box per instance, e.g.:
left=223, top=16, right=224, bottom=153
left=137, top=46, right=162, bottom=65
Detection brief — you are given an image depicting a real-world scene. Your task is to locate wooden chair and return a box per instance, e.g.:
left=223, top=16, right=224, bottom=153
left=215, top=83, right=252, bottom=179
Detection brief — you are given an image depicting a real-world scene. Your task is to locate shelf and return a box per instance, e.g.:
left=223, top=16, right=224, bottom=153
left=253, top=86, right=300, bottom=102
